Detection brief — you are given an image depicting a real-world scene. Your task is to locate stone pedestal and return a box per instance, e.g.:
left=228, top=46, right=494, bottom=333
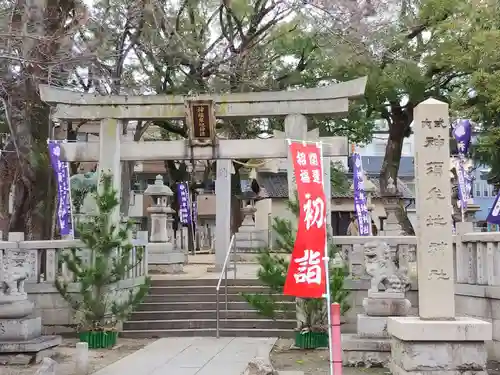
left=343, top=242, right=412, bottom=368
left=146, top=243, right=184, bottom=272
left=0, top=288, right=60, bottom=365
left=362, top=291, right=411, bottom=316
left=464, top=203, right=480, bottom=222
left=387, top=317, right=491, bottom=375
left=343, top=300, right=411, bottom=367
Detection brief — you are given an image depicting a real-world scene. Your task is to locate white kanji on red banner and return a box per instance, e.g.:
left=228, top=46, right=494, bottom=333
left=303, top=193, right=325, bottom=230
left=293, top=249, right=322, bottom=284
left=299, top=170, right=310, bottom=183
left=296, top=152, right=307, bottom=166
left=311, top=169, right=321, bottom=184
left=308, top=152, right=319, bottom=166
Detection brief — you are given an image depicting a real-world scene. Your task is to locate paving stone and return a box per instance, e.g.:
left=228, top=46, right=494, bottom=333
left=91, top=336, right=277, bottom=375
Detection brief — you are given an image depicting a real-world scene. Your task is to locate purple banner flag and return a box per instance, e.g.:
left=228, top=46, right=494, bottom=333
left=487, top=192, right=500, bottom=225
left=455, top=159, right=470, bottom=210
left=177, top=182, right=191, bottom=225
left=48, top=140, right=73, bottom=237
left=352, top=153, right=371, bottom=235
left=452, top=119, right=472, bottom=155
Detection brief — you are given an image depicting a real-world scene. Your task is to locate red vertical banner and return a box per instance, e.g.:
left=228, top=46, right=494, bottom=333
left=284, top=142, right=328, bottom=298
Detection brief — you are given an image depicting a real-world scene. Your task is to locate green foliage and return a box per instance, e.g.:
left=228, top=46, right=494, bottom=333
left=243, top=194, right=351, bottom=329
left=271, top=218, right=296, bottom=254
left=243, top=251, right=290, bottom=319
left=70, top=173, right=98, bottom=214
left=55, top=173, right=151, bottom=331
left=446, top=2, right=500, bottom=186
left=331, top=162, right=349, bottom=196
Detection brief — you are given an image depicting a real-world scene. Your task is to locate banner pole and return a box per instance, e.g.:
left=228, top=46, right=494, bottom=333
left=186, top=182, right=196, bottom=256
left=320, top=142, right=335, bottom=375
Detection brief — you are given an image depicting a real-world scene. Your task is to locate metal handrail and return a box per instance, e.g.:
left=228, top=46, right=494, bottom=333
left=215, top=234, right=237, bottom=338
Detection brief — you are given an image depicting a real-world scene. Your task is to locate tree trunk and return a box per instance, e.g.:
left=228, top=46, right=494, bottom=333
left=67, top=122, right=79, bottom=175
left=230, top=162, right=244, bottom=235
left=0, top=143, right=18, bottom=237
left=379, top=104, right=415, bottom=235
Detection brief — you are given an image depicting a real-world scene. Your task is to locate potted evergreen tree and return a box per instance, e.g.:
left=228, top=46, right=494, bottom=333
left=55, top=173, right=150, bottom=349
left=243, top=198, right=350, bottom=349
left=294, top=264, right=350, bottom=349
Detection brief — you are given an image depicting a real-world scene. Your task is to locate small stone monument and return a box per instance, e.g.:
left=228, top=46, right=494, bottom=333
left=342, top=241, right=411, bottom=367
left=0, top=246, right=61, bottom=365
left=145, top=175, right=184, bottom=273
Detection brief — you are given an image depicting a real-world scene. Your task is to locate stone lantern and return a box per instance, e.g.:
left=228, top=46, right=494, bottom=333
left=381, top=176, right=405, bottom=236
left=236, top=190, right=263, bottom=250
left=144, top=175, right=184, bottom=273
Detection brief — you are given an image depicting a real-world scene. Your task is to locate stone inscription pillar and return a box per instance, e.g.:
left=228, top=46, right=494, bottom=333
left=386, top=99, right=492, bottom=375
left=413, top=99, right=455, bottom=319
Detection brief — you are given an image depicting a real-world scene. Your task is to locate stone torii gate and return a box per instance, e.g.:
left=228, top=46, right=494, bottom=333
left=39, top=77, right=367, bottom=270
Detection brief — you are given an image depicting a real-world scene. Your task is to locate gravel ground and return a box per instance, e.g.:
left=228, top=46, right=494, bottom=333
left=270, top=339, right=388, bottom=375
left=4, top=337, right=500, bottom=375
left=3, top=338, right=154, bottom=375
left=271, top=339, right=500, bottom=375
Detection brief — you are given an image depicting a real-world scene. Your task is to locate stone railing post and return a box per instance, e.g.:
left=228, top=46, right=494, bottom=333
left=136, top=231, right=149, bottom=277
left=455, top=221, right=473, bottom=284
left=486, top=233, right=500, bottom=286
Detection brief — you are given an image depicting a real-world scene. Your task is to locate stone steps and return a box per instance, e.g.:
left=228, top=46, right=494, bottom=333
left=121, top=278, right=296, bottom=338
left=144, top=293, right=294, bottom=303
left=130, top=309, right=295, bottom=320
left=148, top=285, right=272, bottom=294
left=135, top=301, right=296, bottom=311
left=123, top=318, right=296, bottom=330
left=120, top=328, right=295, bottom=338
left=150, top=278, right=263, bottom=287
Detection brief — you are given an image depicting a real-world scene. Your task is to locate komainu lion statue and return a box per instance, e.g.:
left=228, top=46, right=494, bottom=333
left=364, top=241, right=410, bottom=293
left=0, top=262, right=30, bottom=296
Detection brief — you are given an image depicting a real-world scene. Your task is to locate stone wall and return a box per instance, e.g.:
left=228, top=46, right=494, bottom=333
left=343, top=282, right=500, bottom=361
left=455, top=284, right=500, bottom=360
left=26, top=277, right=147, bottom=334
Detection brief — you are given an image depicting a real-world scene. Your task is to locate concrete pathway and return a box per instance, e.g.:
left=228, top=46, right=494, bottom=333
left=151, top=262, right=260, bottom=280
left=91, top=337, right=277, bottom=375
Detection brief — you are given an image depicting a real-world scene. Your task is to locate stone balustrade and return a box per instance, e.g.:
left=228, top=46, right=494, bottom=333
left=332, top=236, right=417, bottom=279
left=0, top=233, right=148, bottom=284
left=455, top=232, right=500, bottom=286
left=329, top=232, right=500, bottom=287
left=0, top=232, right=148, bottom=334
left=331, top=230, right=500, bottom=360
left=2, top=227, right=500, bottom=356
